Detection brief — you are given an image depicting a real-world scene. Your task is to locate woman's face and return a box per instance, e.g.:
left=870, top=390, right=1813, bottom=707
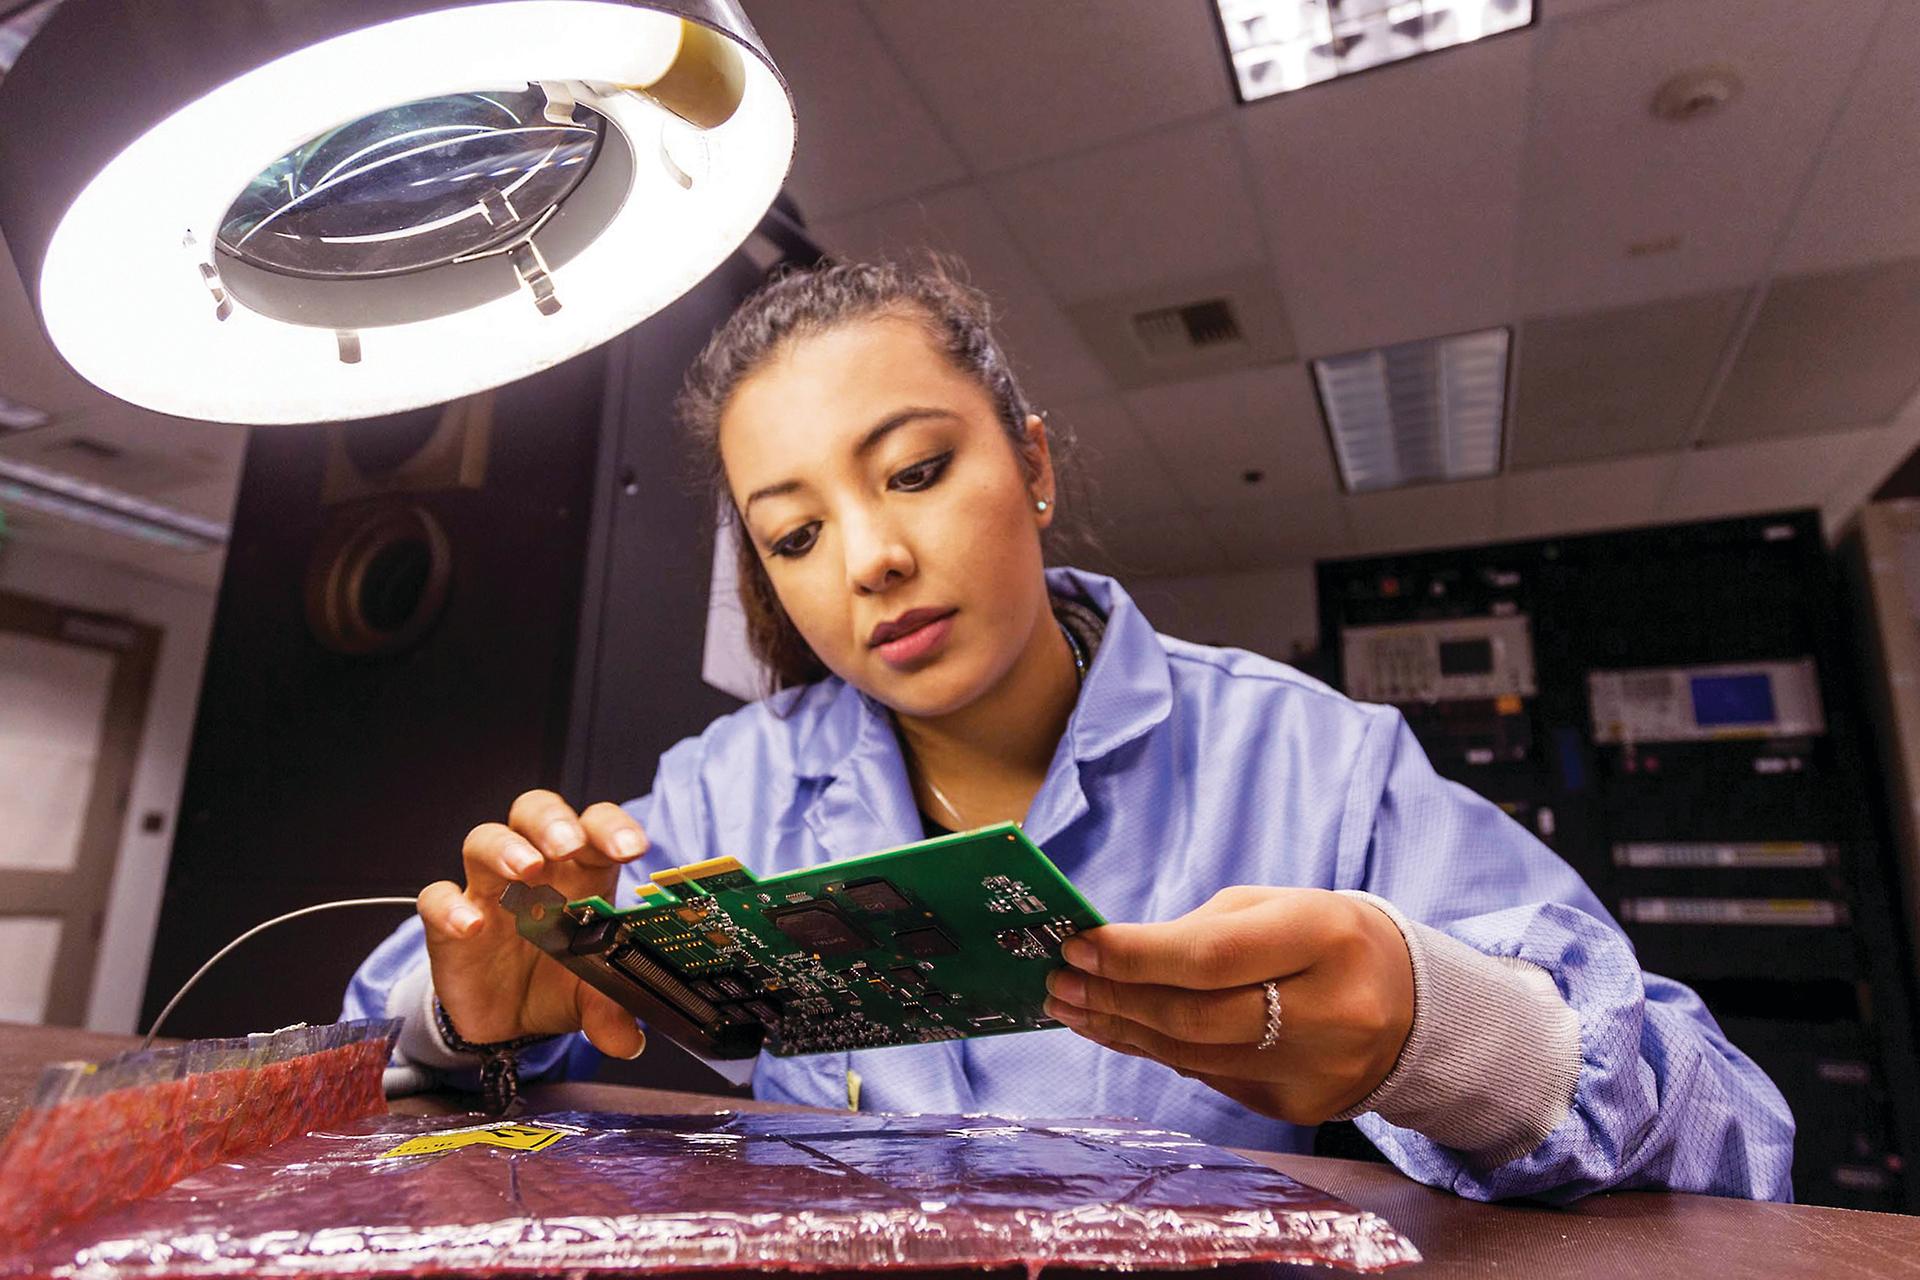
left=719, top=313, right=1055, bottom=719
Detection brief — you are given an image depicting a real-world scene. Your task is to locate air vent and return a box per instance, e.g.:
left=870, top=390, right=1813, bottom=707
left=1131, top=298, right=1246, bottom=359
left=1067, top=270, right=1296, bottom=391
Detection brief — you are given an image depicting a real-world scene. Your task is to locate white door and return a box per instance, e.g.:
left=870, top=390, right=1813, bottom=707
left=0, top=591, right=157, bottom=1025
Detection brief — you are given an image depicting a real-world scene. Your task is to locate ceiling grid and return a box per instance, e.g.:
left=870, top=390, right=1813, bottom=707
left=7, top=0, right=1920, bottom=583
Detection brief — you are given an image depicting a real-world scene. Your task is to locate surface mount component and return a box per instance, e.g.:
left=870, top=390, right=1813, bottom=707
left=505, top=822, right=1104, bottom=1062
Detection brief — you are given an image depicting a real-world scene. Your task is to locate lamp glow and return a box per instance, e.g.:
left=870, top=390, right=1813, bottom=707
left=1, top=1, right=794, bottom=425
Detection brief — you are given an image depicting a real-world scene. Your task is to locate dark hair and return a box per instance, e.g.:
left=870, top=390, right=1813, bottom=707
left=678, top=257, right=1063, bottom=694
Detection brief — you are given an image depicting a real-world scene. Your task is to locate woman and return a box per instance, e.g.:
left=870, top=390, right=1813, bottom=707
left=345, top=260, right=1793, bottom=1203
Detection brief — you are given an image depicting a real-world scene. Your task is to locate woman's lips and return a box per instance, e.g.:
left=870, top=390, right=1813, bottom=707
left=872, top=610, right=956, bottom=668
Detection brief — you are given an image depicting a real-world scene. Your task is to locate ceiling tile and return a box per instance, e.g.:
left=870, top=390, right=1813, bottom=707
left=1518, top=0, right=1882, bottom=315
left=1063, top=269, right=1297, bottom=392
left=813, top=186, right=1113, bottom=406
left=1702, top=257, right=1920, bottom=445
left=1122, top=363, right=1340, bottom=506
left=1511, top=288, right=1748, bottom=469
left=985, top=118, right=1269, bottom=303
left=859, top=0, right=1233, bottom=174
left=1053, top=395, right=1187, bottom=521
left=1826, top=414, right=1920, bottom=531
left=1496, top=452, right=1677, bottom=541
left=1541, top=0, right=1652, bottom=19
left=1237, top=31, right=1531, bottom=358
left=1343, top=477, right=1502, bottom=556
left=0, top=507, right=227, bottom=592
left=1074, top=506, right=1228, bottom=580
left=0, top=404, right=245, bottom=498
left=743, top=0, right=969, bottom=220
left=1660, top=427, right=1884, bottom=524
left=1195, top=490, right=1352, bottom=568
left=1780, top=2, right=1920, bottom=275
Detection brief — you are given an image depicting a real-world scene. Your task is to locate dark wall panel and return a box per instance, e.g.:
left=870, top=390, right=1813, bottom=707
left=142, top=349, right=608, bottom=1037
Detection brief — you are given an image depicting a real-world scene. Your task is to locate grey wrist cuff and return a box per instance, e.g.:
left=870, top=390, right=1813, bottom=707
left=386, top=962, right=478, bottom=1071
left=1332, top=890, right=1582, bottom=1165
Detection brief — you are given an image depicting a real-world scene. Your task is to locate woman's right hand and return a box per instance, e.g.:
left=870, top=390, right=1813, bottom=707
left=416, top=789, right=651, bottom=1058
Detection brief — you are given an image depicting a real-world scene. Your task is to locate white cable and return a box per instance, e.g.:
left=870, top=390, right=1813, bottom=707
left=141, top=897, right=418, bottom=1050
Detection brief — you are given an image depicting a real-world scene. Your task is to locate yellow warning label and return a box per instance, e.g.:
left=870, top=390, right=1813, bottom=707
left=379, top=1122, right=569, bottom=1159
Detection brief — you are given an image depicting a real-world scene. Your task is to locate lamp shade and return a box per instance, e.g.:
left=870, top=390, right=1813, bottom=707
left=0, top=0, right=794, bottom=424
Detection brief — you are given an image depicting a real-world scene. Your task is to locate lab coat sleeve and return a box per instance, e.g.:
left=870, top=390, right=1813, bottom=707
left=341, top=735, right=716, bottom=1089
left=1336, top=707, right=1796, bottom=1203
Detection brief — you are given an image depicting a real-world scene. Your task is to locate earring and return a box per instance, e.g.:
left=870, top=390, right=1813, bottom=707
left=1035, top=498, right=1050, bottom=513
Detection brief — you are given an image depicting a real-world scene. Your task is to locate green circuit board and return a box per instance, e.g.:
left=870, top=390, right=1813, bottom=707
left=503, top=822, right=1104, bottom=1061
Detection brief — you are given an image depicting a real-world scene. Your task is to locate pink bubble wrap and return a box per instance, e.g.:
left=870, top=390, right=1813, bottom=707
left=0, top=1020, right=398, bottom=1256
left=3, top=1108, right=1420, bottom=1277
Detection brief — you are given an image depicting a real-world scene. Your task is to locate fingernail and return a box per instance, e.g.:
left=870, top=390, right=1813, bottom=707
left=614, top=829, right=645, bottom=859
left=547, top=822, right=583, bottom=855
left=452, top=905, right=482, bottom=933
left=1044, top=999, right=1084, bottom=1026
left=1061, top=938, right=1098, bottom=973
left=1049, top=969, right=1087, bottom=1005
left=508, top=845, right=541, bottom=877
left=624, top=1030, right=646, bottom=1059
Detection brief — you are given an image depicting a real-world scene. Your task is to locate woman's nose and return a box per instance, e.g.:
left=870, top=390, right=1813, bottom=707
left=843, top=509, right=914, bottom=595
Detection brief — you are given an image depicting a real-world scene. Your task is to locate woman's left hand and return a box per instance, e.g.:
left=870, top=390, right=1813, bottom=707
left=1043, top=886, right=1415, bottom=1125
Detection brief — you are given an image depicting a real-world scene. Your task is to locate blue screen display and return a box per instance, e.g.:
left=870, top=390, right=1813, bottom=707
left=1689, top=673, right=1776, bottom=727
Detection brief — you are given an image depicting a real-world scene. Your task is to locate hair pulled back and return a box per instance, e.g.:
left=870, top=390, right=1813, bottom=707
left=677, top=257, right=1048, bottom=693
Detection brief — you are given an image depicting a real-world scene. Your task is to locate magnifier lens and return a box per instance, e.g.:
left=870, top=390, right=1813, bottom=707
left=217, top=85, right=603, bottom=280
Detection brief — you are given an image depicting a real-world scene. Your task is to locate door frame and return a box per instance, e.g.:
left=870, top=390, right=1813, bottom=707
left=0, top=588, right=158, bottom=1025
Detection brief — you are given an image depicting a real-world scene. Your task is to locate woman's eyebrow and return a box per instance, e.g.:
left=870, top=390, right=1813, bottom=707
left=742, top=406, right=960, bottom=516
left=852, top=406, right=959, bottom=459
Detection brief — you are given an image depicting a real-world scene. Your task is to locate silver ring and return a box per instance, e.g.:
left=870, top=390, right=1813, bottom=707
left=1257, top=979, right=1283, bottom=1050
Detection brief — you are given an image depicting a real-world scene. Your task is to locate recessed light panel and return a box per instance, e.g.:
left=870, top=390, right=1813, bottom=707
left=1217, top=0, right=1533, bottom=101
left=0, top=392, right=51, bottom=432
left=0, top=457, right=229, bottom=551
left=1313, top=327, right=1509, bottom=493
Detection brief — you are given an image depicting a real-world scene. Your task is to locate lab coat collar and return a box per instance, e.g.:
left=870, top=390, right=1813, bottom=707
left=789, top=569, right=1173, bottom=857
left=1048, top=566, right=1175, bottom=764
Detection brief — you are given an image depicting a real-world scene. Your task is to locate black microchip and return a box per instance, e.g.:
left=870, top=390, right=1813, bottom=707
left=745, top=1000, right=781, bottom=1024
left=893, top=924, right=959, bottom=958
left=843, top=877, right=912, bottom=913
left=767, top=902, right=869, bottom=957
left=567, top=917, right=621, bottom=956
left=713, top=974, right=752, bottom=999
left=888, top=965, right=924, bottom=987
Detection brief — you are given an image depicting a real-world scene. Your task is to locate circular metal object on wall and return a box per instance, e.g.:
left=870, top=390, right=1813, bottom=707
left=305, top=502, right=453, bottom=657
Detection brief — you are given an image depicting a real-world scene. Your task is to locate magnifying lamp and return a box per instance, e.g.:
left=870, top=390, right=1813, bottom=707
left=0, top=0, right=794, bottom=424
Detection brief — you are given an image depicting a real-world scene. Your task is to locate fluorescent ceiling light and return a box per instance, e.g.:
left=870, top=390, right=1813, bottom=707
left=1313, top=327, right=1509, bottom=493
left=0, top=0, right=60, bottom=80
left=1216, top=0, right=1533, bottom=101
left=0, top=391, right=50, bottom=431
left=0, top=1, right=795, bottom=425
left=0, top=456, right=229, bottom=551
